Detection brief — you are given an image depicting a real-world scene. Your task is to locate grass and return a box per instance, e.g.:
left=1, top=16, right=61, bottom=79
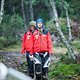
left=3, top=42, right=21, bottom=52
left=71, top=40, right=80, bottom=52
left=48, top=62, right=80, bottom=80
left=48, top=39, right=80, bottom=80
left=54, top=47, right=67, bottom=54
left=2, top=39, right=80, bottom=53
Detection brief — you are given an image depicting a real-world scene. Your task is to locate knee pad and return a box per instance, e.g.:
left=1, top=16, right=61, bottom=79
left=43, top=57, right=50, bottom=68
left=35, top=64, right=42, bottom=80
left=35, top=64, right=42, bottom=76
left=43, top=67, right=48, bottom=75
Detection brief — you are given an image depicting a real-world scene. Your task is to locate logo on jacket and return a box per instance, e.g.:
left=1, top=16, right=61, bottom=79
left=27, top=35, right=31, bottom=39
left=35, top=35, right=39, bottom=39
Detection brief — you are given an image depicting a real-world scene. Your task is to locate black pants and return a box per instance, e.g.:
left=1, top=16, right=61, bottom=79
left=34, top=52, right=50, bottom=80
left=26, top=52, right=34, bottom=78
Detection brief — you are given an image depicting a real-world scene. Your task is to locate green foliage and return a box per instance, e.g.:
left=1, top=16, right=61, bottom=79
left=73, top=41, right=80, bottom=49
left=49, top=63, right=80, bottom=79
left=4, top=41, right=21, bottom=52
left=0, top=14, right=24, bottom=48
left=74, top=42, right=80, bottom=50
left=0, top=36, right=6, bottom=49
left=69, top=0, right=80, bottom=20
left=60, top=18, right=68, bottom=34
left=0, top=0, right=80, bottom=49
left=32, top=0, right=39, bottom=5
left=32, top=0, right=50, bottom=21
left=71, top=40, right=80, bottom=52
left=35, top=8, right=50, bottom=22
left=60, top=53, right=77, bottom=64
left=46, top=18, right=67, bottom=35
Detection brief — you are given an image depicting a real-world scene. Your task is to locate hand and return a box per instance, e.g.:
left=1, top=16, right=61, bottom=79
left=29, top=54, right=34, bottom=61
left=22, top=53, right=26, bottom=56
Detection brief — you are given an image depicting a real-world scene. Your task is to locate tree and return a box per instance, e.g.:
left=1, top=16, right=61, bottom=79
left=62, top=0, right=72, bottom=41
left=21, top=0, right=27, bottom=30
left=69, top=0, right=80, bottom=20
left=0, top=0, right=5, bottom=25
left=1, top=14, right=24, bottom=46
left=49, top=0, right=76, bottom=60
left=29, top=0, right=34, bottom=20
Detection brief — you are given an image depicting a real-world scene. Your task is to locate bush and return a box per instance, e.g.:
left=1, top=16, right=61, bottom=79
left=71, top=40, right=80, bottom=52
left=60, top=53, right=77, bottom=64
left=0, top=14, right=24, bottom=48
left=0, top=36, right=7, bottom=49
left=46, top=18, right=68, bottom=35
left=48, top=63, right=80, bottom=80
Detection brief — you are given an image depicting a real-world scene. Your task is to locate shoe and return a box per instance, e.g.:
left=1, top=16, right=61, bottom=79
left=42, top=75, right=48, bottom=80
left=36, top=76, right=42, bottom=80
left=29, top=73, right=34, bottom=79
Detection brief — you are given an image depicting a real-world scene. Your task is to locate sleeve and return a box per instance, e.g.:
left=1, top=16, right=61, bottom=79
left=47, top=32, right=53, bottom=54
left=29, top=35, right=34, bottom=55
left=21, top=33, right=26, bottom=54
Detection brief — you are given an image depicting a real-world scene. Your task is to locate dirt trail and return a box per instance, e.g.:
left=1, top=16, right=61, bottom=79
left=0, top=51, right=27, bottom=73
left=0, top=51, right=60, bottom=73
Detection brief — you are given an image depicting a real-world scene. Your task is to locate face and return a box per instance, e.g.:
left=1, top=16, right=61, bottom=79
left=30, top=25, right=35, bottom=31
left=37, top=22, right=43, bottom=28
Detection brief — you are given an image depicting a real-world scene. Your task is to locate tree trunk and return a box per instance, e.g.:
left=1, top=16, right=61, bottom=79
left=21, top=0, right=27, bottom=30
left=29, top=0, right=34, bottom=21
left=47, top=6, right=54, bottom=19
left=49, top=0, right=76, bottom=60
left=62, top=0, right=72, bottom=41
left=65, top=8, right=72, bottom=41
left=0, top=0, right=5, bottom=25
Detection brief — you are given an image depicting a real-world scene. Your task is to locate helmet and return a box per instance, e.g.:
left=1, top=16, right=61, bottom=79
left=36, top=18, right=45, bottom=29
left=29, top=21, right=36, bottom=26
left=36, top=18, right=44, bottom=24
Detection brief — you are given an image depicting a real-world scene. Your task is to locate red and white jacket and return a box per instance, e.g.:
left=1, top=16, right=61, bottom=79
left=33, top=29, right=53, bottom=54
left=21, top=31, right=33, bottom=54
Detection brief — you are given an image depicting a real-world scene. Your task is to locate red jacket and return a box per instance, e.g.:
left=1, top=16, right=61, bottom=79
left=21, top=31, right=33, bottom=54
left=33, top=30, right=53, bottom=54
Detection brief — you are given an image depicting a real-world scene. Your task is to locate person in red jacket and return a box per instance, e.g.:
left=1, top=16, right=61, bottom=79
left=21, top=21, right=36, bottom=78
left=33, top=18, right=53, bottom=80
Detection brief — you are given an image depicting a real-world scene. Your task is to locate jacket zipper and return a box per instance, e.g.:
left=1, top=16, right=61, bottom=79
left=40, top=34, right=41, bottom=51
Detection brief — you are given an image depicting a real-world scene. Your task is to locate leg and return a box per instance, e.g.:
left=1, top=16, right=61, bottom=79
left=35, top=64, right=42, bottom=80
left=34, top=53, right=42, bottom=80
left=26, top=52, right=34, bottom=78
left=42, top=53, right=50, bottom=80
left=42, top=67, right=48, bottom=80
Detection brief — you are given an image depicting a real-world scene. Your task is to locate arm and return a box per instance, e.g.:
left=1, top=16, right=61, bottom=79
left=47, top=32, right=53, bottom=54
left=21, top=33, right=26, bottom=54
left=29, top=34, right=34, bottom=55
